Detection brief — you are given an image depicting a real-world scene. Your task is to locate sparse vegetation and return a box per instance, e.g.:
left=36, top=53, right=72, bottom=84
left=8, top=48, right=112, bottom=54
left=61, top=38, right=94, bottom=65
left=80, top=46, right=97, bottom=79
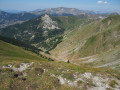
left=0, top=12, right=120, bottom=90
left=0, top=40, right=120, bottom=89
left=109, top=80, right=118, bottom=88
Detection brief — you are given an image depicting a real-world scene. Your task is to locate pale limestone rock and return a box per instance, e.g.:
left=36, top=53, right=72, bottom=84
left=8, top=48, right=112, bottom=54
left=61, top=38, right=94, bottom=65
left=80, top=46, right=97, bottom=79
left=41, top=14, right=60, bottom=30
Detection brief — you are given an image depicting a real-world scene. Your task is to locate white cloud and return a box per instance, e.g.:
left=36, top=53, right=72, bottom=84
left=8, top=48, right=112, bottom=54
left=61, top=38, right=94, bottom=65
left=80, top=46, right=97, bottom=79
left=97, top=1, right=103, bottom=4
left=97, top=1, right=108, bottom=4
left=104, top=1, right=108, bottom=4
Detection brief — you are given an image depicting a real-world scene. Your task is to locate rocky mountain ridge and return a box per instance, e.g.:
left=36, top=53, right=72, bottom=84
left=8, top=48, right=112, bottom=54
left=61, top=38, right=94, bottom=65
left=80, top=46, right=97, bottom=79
left=41, top=14, right=60, bottom=30
left=31, top=7, right=118, bottom=16
left=0, top=11, right=39, bottom=28
left=0, top=14, right=65, bottom=51
left=0, top=7, right=115, bottom=28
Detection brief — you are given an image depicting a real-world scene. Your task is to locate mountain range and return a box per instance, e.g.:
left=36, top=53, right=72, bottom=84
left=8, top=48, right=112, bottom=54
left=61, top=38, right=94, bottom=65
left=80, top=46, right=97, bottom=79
left=50, top=15, right=120, bottom=70
left=0, top=14, right=89, bottom=52
left=31, top=7, right=89, bottom=15
left=0, top=13, right=120, bottom=69
left=0, top=11, right=39, bottom=28
left=1, top=7, right=117, bottom=28
left=0, top=7, right=120, bottom=90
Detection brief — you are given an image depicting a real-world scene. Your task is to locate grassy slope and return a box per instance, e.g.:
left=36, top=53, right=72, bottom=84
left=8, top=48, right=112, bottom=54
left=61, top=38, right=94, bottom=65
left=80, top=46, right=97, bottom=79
left=0, top=15, right=91, bottom=52
left=1, top=38, right=120, bottom=89
left=78, top=15, right=120, bottom=57
left=50, top=19, right=103, bottom=60
left=50, top=15, right=120, bottom=67
left=54, top=16, right=88, bottom=30
left=88, top=46, right=120, bottom=70
left=0, top=40, right=45, bottom=64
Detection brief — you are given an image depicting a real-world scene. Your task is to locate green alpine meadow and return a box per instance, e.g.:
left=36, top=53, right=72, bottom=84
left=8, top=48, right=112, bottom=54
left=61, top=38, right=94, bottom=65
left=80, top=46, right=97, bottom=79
left=0, top=0, right=120, bottom=90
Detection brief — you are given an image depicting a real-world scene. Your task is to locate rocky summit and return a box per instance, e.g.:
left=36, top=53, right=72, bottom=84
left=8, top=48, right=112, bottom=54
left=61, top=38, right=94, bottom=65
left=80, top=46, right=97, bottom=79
left=41, top=14, right=60, bottom=30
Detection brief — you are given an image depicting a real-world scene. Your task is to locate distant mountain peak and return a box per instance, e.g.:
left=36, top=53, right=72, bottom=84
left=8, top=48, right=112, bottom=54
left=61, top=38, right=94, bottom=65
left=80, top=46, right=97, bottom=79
left=31, top=7, right=85, bottom=16
left=110, top=12, right=119, bottom=16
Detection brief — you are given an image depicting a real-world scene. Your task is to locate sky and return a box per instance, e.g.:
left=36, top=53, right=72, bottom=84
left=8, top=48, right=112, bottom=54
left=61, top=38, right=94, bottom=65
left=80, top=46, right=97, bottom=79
left=0, top=0, right=120, bottom=12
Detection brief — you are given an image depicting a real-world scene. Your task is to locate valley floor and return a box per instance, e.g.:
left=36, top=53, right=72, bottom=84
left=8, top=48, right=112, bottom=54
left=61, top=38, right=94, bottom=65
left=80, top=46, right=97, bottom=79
left=0, top=40, right=120, bottom=90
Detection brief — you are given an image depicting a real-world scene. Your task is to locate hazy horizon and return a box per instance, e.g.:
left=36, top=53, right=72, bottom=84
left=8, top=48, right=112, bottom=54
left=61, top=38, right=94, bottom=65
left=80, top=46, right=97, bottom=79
left=0, top=0, right=120, bottom=13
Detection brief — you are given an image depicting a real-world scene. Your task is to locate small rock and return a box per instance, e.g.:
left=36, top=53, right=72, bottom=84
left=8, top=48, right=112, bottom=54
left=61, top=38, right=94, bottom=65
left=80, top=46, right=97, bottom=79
left=22, top=78, right=26, bottom=81
left=14, top=74, right=19, bottom=78
left=35, top=68, right=44, bottom=75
